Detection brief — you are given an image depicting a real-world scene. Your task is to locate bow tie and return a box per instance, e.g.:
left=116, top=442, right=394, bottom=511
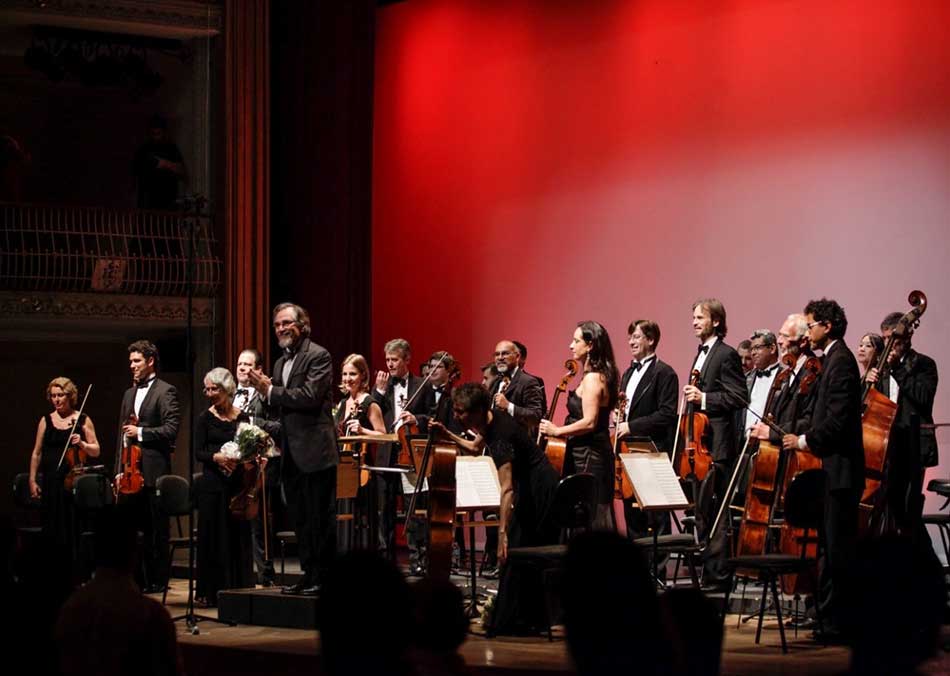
left=630, top=361, right=643, bottom=372
left=236, top=388, right=249, bottom=397
left=432, top=385, right=445, bottom=393
left=392, top=377, right=406, bottom=387
left=698, top=344, right=710, bottom=355
left=756, top=367, right=776, bottom=378
left=136, top=378, right=154, bottom=389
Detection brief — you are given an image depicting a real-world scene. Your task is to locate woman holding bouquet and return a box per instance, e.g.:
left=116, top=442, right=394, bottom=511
left=195, top=367, right=254, bottom=606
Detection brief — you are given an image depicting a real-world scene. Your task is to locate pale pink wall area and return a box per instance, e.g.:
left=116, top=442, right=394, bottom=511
left=372, top=0, right=950, bottom=510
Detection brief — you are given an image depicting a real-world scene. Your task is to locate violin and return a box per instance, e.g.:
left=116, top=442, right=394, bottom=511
left=115, top=412, right=145, bottom=499
left=612, top=392, right=635, bottom=500
left=538, top=359, right=579, bottom=477
left=859, top=290, right=928, bottom=534
left=672, top=370, right=712, bottom=481
left=57, top=384, right=93, bottom=492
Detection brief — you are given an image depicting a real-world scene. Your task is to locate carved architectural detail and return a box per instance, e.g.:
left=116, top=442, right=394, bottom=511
left=2, top=0, right=223, bottom=37
left=0, top=291, right=213, bottom=325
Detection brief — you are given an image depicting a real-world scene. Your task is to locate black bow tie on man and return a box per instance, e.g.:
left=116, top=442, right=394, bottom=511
left=136, top=377, right=154, bottom=389
left=630, top=361, right=643, bottom=372
left=391, top=376, right=406, bottom=388
left=698, top=344, right=710, bottom=355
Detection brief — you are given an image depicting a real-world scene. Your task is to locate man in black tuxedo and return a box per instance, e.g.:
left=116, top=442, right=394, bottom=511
left=248, top=303, right=337, bottom=595
left=782, top=298, right=864, bottom=637
left=371, top=338, right=425, bottom=560
left=235, top=348, right=282, bottom=587
left=682, top=299, right=748, bottom=586
left=116, top=339, right=180, bottom=593
left=616, top=320, right=678, bottom=557
left=484, top=339, right=546, bottom=574
left=514, top=340, right=547, bottom=414
left=867, top=312, right=939, bottom=535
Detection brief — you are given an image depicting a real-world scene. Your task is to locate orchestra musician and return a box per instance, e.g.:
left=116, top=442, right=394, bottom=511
left=856, top=333, right=885, bottom=378
left=438, top=382, right=560, bottom=636
left=28, top=377, right=101, bottom=561
left=682, top=299, right=748, bottom=588
left=742, top=330, right=781, bottom=440
left=782, top=298, right=864, bottom=640
left=539, top=321, right=620, bottom=530
left=194, top=367, right=254, bottom=607
left=235, top=348, right=282, bottom=587
left=615, top=320, right=678, bottom=554
left=116, top=340, right=180, bottom=594
left=513, top=340, right=547, bottom=413
left=247, top=303, right=337, bottom=596
left=371, top=338, right=425, bottom=560
left=866, top=312, right=939, bottom=535
left=737, top=339, right=754, bottom=376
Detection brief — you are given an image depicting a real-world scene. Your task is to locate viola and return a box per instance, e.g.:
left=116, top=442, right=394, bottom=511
left=859, top=290, right=927, bottom=534
left=538, top=359, right=579, bottom=477
left=672, top=370, right=712, bottom=481
left=115, top=412, right=145, bottom=499
left=57, top=384, right=93, bottom=492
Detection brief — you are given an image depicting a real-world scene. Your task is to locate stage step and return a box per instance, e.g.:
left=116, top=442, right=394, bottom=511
left=217, top=587, right=320, bottom=630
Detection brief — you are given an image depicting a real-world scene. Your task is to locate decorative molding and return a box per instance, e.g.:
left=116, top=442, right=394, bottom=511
left=1, top=0, right=223, bottom=38
left=0, top=291, right=214, bottom=325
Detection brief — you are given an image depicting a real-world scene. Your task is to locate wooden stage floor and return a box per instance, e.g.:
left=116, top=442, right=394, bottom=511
left=158, top=579, right=950, bottom=676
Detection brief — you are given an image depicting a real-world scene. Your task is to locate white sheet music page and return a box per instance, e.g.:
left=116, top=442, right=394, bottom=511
left=456, top=456, right=501, bottom=509
left=620, top=453, right=690, bottom=510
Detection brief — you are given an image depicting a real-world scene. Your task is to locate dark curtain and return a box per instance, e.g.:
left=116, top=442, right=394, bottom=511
left=270, top=1, right=376, bottom=367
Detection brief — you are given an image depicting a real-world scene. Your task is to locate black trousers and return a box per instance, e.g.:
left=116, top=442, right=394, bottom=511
left=693, top=459, right=732, bottom=585
left=282, top=453, right=337, bottom=585
left=120, top=487, right=169, bottom=588
left=818, top=485, right=860, bottom=631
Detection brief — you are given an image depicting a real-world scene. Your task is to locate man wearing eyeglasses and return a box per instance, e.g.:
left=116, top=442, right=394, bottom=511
left=742, top=329, right=781, bottom=439
left=781, top=298, right=864, bottom=641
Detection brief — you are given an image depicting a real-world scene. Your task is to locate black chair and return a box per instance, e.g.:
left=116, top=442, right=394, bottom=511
left=922, top=479, right=950, bottom=568
left=156, top=474, right=195, bottom=604
left=12, top=472, right=43, bottom=538
left=632, top=512, right=702, bottom=589
left=502, top=473, right=599, bottom=640
left=721, top=468, right=825, bottom=654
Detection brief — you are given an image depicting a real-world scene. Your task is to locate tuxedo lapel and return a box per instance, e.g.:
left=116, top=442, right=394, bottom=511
left=284, top=338, right=311, bottom=385
left=629, top=361, right=658, bottom=410
left=138, top=382, right=159, bottom=420
left=699, top=339, right=721, bottom=385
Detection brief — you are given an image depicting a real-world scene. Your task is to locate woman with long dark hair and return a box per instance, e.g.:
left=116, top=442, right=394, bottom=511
left=539, top=320, right=619, bottom=529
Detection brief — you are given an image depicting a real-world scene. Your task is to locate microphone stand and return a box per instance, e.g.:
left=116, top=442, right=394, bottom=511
left=168, top=195, right=229, bottom=634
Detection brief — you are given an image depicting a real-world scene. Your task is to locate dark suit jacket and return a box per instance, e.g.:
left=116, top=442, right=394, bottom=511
left=691, top=339, right=748, bottom=462
left=371, top=373, right=425, bottom=466
left=619, top=357, right=679, bottom=452
left=415, top=385, right=465, bottom=436
left=239, top=391, right=282, bottom=444
left=767, top=364, right=818, bottom=445
left=117, top=377, right=180, bottom=486
left=876, top=348, right=939, bottom=467
left=271, top=337, right=337, bottom=473
left=490, top=367, right=545, bottom=430
left=803, top=341, right=865, bottom=492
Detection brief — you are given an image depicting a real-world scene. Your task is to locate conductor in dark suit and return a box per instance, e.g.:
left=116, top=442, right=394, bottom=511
left=616, top=320, right=678, bottom=553
left=682, top=299, right=749, bottom=586
left=117, top=339, right=180, bottom=592
left=783, top=298, right=864, bottom=637
left=248, top=303, right=337, bottom=595
left=371, top=338, right=426, bottom=559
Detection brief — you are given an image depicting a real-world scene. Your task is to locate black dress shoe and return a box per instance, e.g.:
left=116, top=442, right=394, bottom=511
left=281, top=581, right=307, bottom=595
left=299, top=584, right=321, bottom=596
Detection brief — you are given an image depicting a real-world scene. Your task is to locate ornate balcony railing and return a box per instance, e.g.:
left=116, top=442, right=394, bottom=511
left=0, top=202, right=221, bottom=297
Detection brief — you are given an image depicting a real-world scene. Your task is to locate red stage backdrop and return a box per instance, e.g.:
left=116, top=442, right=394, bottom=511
left=372, top=0, right=950, bottom=510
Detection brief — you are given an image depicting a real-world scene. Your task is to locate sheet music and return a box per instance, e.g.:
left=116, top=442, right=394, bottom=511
left=620, top=453, right=690, bottom=510
left=455, top=456, right=501, bottom=509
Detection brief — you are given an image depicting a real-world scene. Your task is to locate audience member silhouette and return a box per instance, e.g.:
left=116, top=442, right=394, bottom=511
left=410, top=578, right=471, bottom=676
left=844, top=535, right=944, bottom=676
left=54, top=506, right=182, bottom=676
left=659, top=587, right=722, bottom=676
left=563, top=531, right=671, bottom=676
left=320, top=550, right=413, bottom=676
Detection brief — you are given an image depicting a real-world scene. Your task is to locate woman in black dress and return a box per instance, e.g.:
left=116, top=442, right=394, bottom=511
left=28, top=377, right=101, bottom=559
left=539, top=320, right=619, bottom=530
left=195, top=367, right=254, bottom=606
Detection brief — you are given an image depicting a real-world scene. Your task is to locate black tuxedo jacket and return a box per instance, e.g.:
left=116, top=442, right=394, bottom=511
left=415, top=385, right=465, bottom=436
left=878, top=348, right=939, bottom=467
left=117, top=377, right=180, bottom=486
left=691, top=339, right=748, bottom=462
left=238, top=390, right=282, bottom=444
left=619, top=357, right=679, bottom=452
left=803, top=341, right=865, bottom=492
left=271, top=337, right=337, bottom=473
left=372, top=373, right=425, bottom=466
left=767, top=365, right=817, bottom=446
left=490, top=367, right=545, bottom=430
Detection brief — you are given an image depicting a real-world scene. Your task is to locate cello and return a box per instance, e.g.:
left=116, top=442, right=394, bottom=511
left=733, top=355, right=796, bottom=562
left=538, top=359, right=579, bottom=476
left=671, top=370, right=712, bottom=481
left=858, top=290, right=927, bottom=533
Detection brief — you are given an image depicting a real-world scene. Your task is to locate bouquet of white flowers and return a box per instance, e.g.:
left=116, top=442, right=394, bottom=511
left=234, top=421, right=275, bottom=461
left=219, top=441, right=242, bottom=461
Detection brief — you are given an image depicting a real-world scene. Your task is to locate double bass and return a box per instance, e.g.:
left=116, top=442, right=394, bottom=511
left=858, top=290, right=927, bottom=533
left=538, top=359, right=579, bottom=476
left=733, top=355, right=796, bottom=561
left=672, top=370, right=712, bottom=481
